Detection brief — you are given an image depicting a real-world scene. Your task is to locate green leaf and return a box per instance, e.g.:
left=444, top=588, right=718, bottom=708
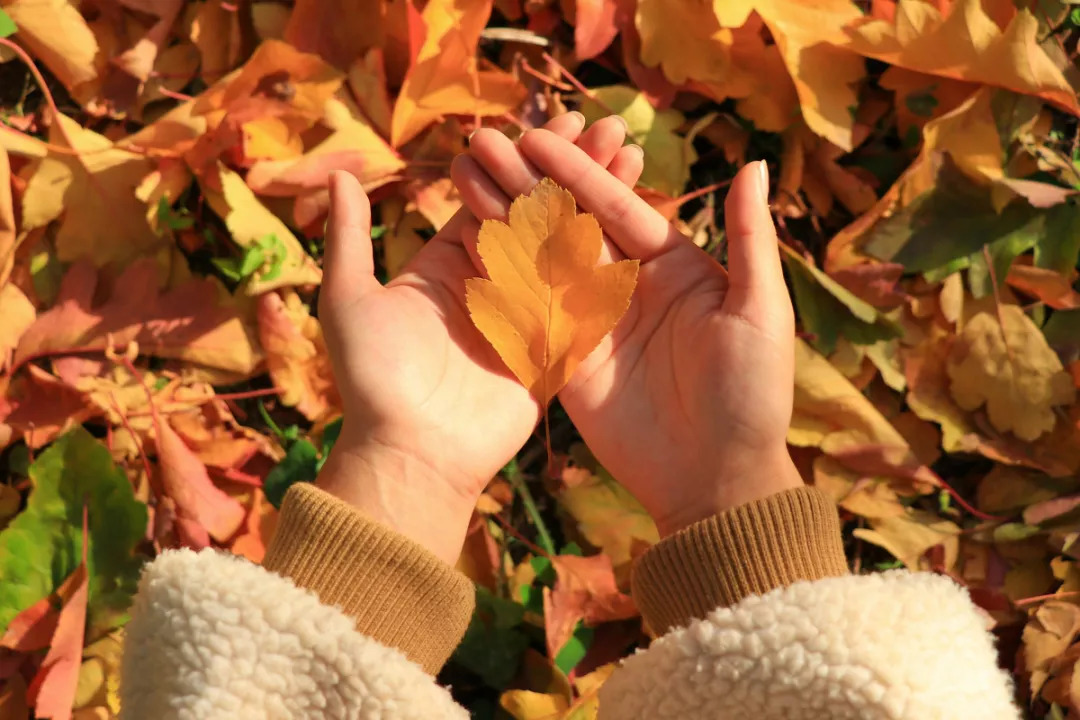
left=966, top=223, right=1042, bottom=298
left=904, top=90, right=938, bottom=118
left=554, top=623, right=593, bottom=675
left=238, top=245, right=267, bottom=278
left=1034, top=202, right=1080, bottom=275
left=263, top=438, right=319, bottom=509
left=862, top=164, right=1041, bottom=273
left=451, top=587, right=529, bottom=690
left=0, top=428, right=147, bottom=635
left=782, top=247, right=902, bottom=355
left=0, top=9, right=16, bottom=39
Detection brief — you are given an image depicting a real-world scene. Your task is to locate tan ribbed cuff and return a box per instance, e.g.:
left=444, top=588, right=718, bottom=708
left=632, top=486, right=848, bottom=635
left=263, top=483, right=475, bottom=675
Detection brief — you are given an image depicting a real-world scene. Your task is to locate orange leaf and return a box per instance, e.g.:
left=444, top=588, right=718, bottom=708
left=1007, top=265, right=1080, bottom=310
left=390, top=0, right=526, bottom=147
left=465, top=179, right=639, bottom=405
left=843, top=0, right=1080, bottom=115
left=256, top=290, right=340, bottom=423
left=26, top=508, right=89, bottom=720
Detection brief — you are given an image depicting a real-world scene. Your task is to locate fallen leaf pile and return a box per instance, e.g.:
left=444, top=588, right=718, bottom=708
left=0, top=0, right=1078, bottom=717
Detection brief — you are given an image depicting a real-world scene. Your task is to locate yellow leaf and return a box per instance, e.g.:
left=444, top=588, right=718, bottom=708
left=947, top=306, right=1076, bottom=442
left=579, top=85, right=695, bottom=197
left=14, top=114, right=161, bottom=266
left=501, top=689, right=570, bottom=720
left=200, top=164, right=323, bottom=294
left=2, top=0, right=99, bottom=96
left=390, top=0, right=526, bottom=147
left=853, top=509, right=960, bottom=571
left=558, top=464, right=658, bottom=571
left=466, top=179, right=639, bottom=405
left=0, top=284, right=34, bottom=372
left=843, top=0, right=1080, bottom=115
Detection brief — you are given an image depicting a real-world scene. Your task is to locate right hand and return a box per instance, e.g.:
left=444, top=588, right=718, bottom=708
left=461, top=127, right=803, bottom=538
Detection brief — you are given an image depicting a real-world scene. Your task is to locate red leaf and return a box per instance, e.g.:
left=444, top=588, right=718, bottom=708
left=544, top=555, right=638, bottom=659
left=156, top=415, right=245, bottom=545
left=0, top=596, right=58, bottom=653
left=575, top=0, right=618, bottom=60
left=26, top=508, right=89, bottom=720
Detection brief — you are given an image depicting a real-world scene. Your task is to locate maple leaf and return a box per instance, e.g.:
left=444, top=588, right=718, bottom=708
left=947, top=306, right=1076, bottom=442
left=466, top=179, right=639, bottom=406
left=257, top=289, right=341, bottom=423
left=284, top=0, right=386, bottom=71
left=1007, top=264, right=1080, bottom=310
left=390, top=0, right=526, bottom=147
left=843, top=0, right=1080, bottom=116
left=853, top=509, right=961, bottom=571
left=543, top=554, right=637, bottom=661
left=14, top=258, right=262, bottom=376
left=3, top=114, right=160, bottom=267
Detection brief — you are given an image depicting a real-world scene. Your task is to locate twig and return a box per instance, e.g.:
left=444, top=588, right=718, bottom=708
left=519, top=59, right=574, bottom=92
left=491, top=511, right=550, bottom=558
left=504, top=462, right=557, bottom=555
left=1015, top=590, right=1080, bottom=607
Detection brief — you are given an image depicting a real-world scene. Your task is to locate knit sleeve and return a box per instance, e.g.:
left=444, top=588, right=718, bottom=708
left=262, top=482, right=476, bottom=675
left=631, top=485, right=849, bottom=634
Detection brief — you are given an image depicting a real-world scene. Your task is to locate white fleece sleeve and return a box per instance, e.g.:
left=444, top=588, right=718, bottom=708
left=600, top=570, right=1019, bottom=720
left=119, top=549, right=467, bottom=720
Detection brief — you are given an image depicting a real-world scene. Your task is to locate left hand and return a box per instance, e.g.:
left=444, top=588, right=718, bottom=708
left=316, top=114, right=644, bottom=564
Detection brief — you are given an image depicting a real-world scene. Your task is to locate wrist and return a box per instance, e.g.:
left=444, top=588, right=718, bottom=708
left=654, top=448, right=804, bottom=537
left=315, top=430, right=479, bottom=566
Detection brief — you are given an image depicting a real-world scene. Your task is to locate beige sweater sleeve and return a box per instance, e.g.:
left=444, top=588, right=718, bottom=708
left=631, top=485, right=849, bottom=634
left=262, top=483, right=475, bottom=675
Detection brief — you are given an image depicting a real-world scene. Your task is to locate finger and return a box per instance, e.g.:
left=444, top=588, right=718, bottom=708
left=574, top=115, right=628, bottom=165
left=450, top=154, right=509, bottom=225
left=469, top=118, right=627, bottom=203
left=321, top=171, right=379, bottom=307
left=518, top=129, right=682, bottom=261
left=723, top=161, right=792, bottom=330
left=541, top=111, right=586, bottom=139
left=606, top=144, right=644, bottom=188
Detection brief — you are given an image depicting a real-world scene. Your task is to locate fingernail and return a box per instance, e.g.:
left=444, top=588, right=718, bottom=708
left=626, top=144, right=644, bottom=158
left=756, top=160, right=769, bottom=200
left=611, top=114, right=629, bottom=132
left=569, top=110, right=585, bottom=126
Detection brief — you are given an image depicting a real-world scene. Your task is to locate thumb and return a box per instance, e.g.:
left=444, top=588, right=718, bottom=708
left=322, top=171, right=379, bottom=309
left=722, top=161, right=793, bottom=333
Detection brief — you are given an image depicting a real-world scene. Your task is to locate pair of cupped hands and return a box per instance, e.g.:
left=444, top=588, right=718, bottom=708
left=316, top=112, right=802, bottom=565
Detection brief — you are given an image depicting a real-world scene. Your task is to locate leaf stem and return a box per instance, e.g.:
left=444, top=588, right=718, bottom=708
left=505, top=460, right=556, bottom=556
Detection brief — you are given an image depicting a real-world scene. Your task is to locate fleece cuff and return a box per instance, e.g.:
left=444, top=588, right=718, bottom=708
left=632, top=485, right=849, bottom=634
left=263, top=483, right=475, bottom=675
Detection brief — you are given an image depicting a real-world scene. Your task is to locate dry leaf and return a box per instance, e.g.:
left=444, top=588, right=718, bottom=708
left=257, top=290, right=340, bottom=422
left=390, top=0, right=526, bottom=146
left=947, top=306, right=1076, bottom=442
left=466, top=179, right=639, bottom=405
